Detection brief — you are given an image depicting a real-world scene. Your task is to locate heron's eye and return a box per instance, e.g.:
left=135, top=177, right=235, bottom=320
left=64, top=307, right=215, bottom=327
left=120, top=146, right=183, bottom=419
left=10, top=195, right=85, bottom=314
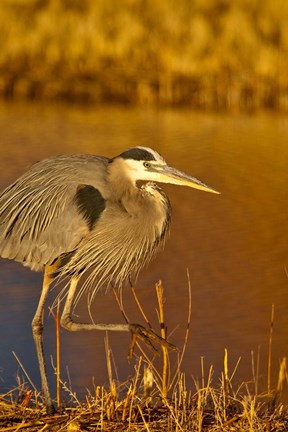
left=143, top=161, right=151, bottom=169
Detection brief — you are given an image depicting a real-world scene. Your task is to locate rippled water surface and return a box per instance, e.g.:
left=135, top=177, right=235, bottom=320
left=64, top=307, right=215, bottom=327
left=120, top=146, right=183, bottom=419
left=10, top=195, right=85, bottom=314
left=0, top=102, right=287, bottom=400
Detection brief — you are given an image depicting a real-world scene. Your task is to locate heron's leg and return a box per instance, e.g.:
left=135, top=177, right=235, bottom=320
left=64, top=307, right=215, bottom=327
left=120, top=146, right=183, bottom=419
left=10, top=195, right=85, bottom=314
left=60, top=275, right=129, bottom=331
left=32, top=266, right=55, bottom=414
left=60, top=276, right=176, bottom=354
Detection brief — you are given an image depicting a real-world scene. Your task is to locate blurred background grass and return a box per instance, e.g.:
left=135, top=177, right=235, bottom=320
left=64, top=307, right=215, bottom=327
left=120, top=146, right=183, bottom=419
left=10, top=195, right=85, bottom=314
left=0, top=0, right=287, bottom=110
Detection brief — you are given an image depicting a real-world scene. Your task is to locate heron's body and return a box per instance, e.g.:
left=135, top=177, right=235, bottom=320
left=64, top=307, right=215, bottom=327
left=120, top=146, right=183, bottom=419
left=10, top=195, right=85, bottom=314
left=0, top=153, right=169, bottom=290
left=0, top=146, right=219, bottom=413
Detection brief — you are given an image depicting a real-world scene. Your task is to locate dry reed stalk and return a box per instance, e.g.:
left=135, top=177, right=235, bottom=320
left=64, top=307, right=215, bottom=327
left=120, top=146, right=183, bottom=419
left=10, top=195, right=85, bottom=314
left=201, top=356, right=205, bottom=390
left=172, top=373, right=192, bottom=428
left=268, top=304, right=275, bottom=395
left=256, top=345, right=260, bottom=397
left=128, top=281, right=179, bottom=399
left=223, top=348, right=231, bottom=396
left=270, top=357, right=287, bottom=410
left=121, top=385, right=132, bottom=421
left=113, top=285, right=163, bottom=384
left=20, top=390, right=32, bottom=409
left=143, top=365, right=153, bottom=401
left=113, top=287, right=149, bottom=360
left=169, top=269, right=192, bottom=392
left=128, top=356, right=142, bottom=429
left=95, top=385, right=101, bottom=408
left=277, top=357, right=287, bottom=394
left=131, top=286, right=152, bottom=329
left=104, top=333, right=116, bottom=420
left=192, top=360, right=214, bottom=431
left=241, top=396, right=258, bottom=430
left=137, top=403, right=151, bottom=432
left=218, top=415, right=240, bottom=430
left=251, top=345, right=260, bottom=397
left=12, top=351, right=38, bottom=401
left=56, top=299, right=61, bottom=410
left=155, top=280, right=169, bottom=399
left=113, top=287, right=129, bottom=324
left=100, top=385, right=105, bottom=430
left=130, top=285, right=174, bottom=357
left=161, top=393, right=184, bottom=432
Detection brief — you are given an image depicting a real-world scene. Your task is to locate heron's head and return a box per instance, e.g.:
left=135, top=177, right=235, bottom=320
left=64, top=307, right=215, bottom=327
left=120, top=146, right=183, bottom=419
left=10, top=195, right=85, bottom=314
left=112, top=146, right=219, bottom=194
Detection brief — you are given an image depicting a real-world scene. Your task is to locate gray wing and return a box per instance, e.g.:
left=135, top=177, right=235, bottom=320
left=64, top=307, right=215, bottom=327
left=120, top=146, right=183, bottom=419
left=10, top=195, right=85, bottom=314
left=0, top=155, right=109, bottom=271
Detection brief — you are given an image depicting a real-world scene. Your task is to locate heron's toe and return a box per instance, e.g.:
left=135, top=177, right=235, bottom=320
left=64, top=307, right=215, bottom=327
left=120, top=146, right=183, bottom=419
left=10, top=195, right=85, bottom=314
left=128, top=323, right=177, bottom=359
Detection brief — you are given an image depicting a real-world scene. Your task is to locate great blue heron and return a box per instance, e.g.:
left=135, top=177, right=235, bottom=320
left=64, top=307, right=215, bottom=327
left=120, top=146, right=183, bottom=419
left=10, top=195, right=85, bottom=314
left=0, top=146, right=219, bottom=413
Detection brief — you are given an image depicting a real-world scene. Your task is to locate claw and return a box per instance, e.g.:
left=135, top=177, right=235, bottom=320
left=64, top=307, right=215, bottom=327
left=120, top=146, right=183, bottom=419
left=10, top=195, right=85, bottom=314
left=128, top=323, right=177, bottom=359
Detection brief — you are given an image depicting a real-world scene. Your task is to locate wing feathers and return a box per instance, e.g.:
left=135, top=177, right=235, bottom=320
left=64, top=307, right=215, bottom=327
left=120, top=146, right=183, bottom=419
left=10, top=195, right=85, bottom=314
left=0, top=155, right=109, bottom=270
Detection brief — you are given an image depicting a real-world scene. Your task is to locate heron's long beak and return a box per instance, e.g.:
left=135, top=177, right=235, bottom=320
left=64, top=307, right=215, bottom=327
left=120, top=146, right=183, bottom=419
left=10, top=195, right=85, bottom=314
left=157, top=165, right=220, bottom=194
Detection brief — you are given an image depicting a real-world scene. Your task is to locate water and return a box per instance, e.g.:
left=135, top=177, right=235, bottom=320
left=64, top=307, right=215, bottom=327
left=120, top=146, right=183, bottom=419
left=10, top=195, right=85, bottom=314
left=0, top=102, right=287, bottom=400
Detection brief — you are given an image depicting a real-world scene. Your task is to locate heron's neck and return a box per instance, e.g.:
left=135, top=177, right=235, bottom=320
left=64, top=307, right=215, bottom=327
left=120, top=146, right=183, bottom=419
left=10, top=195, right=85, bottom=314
left=108, top=159, right=138, bottom=199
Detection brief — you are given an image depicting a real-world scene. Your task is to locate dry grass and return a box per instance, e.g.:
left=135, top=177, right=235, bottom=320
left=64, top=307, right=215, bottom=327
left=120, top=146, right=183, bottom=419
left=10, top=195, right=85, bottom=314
left=1, top=280, right=288, bottom=431
left=0, top=0, right=288, bottom=110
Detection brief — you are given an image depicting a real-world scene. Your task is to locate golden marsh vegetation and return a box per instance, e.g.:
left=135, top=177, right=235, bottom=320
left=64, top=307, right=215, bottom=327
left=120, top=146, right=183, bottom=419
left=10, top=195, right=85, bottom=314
left=1, top=283, right=288, bottom=431
left=0, top=0, right=287, bottom=110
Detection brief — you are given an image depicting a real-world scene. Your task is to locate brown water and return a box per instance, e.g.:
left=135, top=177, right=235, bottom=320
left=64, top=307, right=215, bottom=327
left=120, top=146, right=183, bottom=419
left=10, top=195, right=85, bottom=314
left=0, top=102, right=287, bottom=400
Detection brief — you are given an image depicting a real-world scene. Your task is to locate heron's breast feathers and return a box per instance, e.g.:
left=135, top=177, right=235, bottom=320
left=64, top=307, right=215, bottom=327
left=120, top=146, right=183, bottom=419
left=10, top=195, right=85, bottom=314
left=56, top=185, right=171, bottom=298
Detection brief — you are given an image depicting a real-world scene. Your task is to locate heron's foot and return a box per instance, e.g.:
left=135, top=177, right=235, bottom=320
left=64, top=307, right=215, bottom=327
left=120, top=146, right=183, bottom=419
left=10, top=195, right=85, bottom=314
left=45, top=403, right=57, bottom=415
left=128, top=323, right=177, bottom=359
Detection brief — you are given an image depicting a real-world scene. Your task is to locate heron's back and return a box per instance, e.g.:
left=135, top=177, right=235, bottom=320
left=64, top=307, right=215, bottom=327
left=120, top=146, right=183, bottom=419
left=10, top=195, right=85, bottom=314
left=0, top=155, right=109, bottom=270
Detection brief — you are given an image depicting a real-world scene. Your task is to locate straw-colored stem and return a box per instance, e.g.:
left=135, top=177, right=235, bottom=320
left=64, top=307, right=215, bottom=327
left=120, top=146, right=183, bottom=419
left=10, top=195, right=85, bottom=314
left=137, top=403, right=152, bottom=432
left=131, top=286, right=152, bottom=329
left=223, top=348, right=231, bottom=396
left=170, top=269, right=192, bottom=391
left=155, top=280, right=168, bottom=399
left=12, top=351, right=38, bottom=395
left=113, top=288, right=129, bottom=324
left=122, top=385, right=132, bottom=421
left=128, top=356, right=142, bottom=430
left=268, top=304, right=274, bottom=395
left=113, top=287, right=161, bottom=381
left=104, top=333, right=116, bottom=398
left=56, top=299, right=61, bottom=410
